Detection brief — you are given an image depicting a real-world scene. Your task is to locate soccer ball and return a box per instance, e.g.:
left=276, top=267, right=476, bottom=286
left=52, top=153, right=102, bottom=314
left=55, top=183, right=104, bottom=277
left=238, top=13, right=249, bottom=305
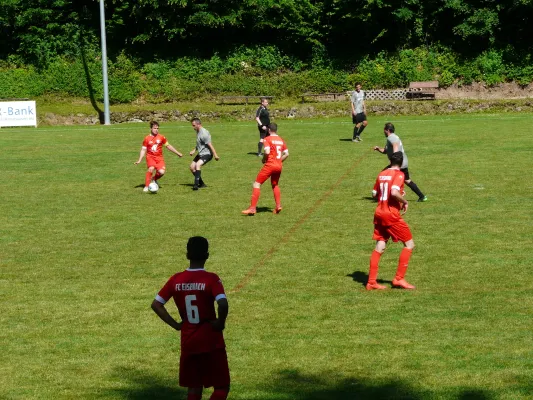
left=148, top=181, right=159, bottom=193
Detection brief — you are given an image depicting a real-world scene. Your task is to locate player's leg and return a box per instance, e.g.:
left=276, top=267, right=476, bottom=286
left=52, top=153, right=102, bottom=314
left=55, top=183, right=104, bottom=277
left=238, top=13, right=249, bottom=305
left=367, top=238, right=387, bottom=290
left=180, top=354, right=203, bottom=400
left=258, top=129, right=266, bottom=156
left=356, top=118, right=368, bottom=138
left=390, top=221, right=416, bottom=289
left=352, top=123, right=361, bottom=141
left=144, top=166, right=156, bottom=192
left=271, top=171, right=282, bottom=214
left=192, top=159, right=206, bottom=190
left=242, top=169, right=269, bottom=215
left=154, top=165, right=165, bottom=183
left=205, top=349, right=230, bottom=400
left=187, top=388, right=203, bottom=400
left=403, top=168, right=427, bottom=202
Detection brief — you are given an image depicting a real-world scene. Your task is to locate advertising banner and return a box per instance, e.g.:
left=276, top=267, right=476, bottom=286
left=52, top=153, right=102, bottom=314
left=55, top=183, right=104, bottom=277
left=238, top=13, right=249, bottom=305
left=0, top=101, right=37, bottom=127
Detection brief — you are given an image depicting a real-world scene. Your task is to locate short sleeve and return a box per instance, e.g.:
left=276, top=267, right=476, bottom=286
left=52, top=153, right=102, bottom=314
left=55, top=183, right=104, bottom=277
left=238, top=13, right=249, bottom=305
left=156, top=276, right=176, bottom=303
left=256, top=107, right=261, bottom=118
left=210, top=274, right=226, bottom=299
left=391, top=172, right=405, bottom=190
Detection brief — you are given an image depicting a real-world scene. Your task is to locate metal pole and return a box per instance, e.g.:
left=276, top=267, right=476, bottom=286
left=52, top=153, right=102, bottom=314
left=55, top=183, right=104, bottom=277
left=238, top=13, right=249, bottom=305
left=99, top=0, right=111, bottom=125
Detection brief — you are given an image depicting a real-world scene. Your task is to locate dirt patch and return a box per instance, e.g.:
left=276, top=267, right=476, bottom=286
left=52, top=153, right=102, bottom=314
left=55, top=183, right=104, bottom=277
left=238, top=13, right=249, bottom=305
left=436, top=82, right=533, bottom=100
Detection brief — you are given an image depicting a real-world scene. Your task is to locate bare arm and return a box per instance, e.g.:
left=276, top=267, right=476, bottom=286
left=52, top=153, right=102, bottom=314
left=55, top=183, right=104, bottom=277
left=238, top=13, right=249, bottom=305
left=281, top=150, right=289, bottom=162
left=151, top=300, right=182, bottom=331
left=134, top=147, right=147, bottom=165
left=166, top=144, right=183, bottom=158
left=373, top=146, right=386, bottom=154
left=207, top=143, right=219, bottom=161
left=210, top=298, right=229, bottom=331
left=391, top=189, right=408, bottom=213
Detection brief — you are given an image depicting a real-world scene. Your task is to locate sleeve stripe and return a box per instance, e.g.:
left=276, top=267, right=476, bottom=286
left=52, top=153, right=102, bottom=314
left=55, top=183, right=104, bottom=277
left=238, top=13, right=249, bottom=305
left=215, top=294, right=227, bottom=301
left=392, top=185, right=401, bottom=191
left=155, top=294, right=167, bottom=304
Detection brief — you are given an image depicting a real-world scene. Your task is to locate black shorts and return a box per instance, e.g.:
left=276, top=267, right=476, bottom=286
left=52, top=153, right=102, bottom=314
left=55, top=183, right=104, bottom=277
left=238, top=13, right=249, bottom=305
left=383, top=165, right=410, bottom=181
left=258, top=126, right=268, bottom=139
left=352, top=113, right=367, bottom=124
left=194, top=154, right=213, bottom=165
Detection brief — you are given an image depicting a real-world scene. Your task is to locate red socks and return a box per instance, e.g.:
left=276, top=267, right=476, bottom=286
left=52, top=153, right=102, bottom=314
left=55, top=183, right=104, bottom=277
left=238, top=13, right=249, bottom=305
left=145, top=171, right=152, bottom=187
left=395, top=248, right=413, bottom=280
left=368, top=250, right=382, bottom=284
left=250, top=188, right=261, bottom=208
left=272, top=185, right=281, bottom=208
left=154, top=171, right=163, bottom=181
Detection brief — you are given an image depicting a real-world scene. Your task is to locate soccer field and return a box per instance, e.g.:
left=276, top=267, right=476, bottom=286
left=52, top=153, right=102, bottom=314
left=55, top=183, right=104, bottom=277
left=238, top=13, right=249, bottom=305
left=2, top=114, right=532, bottom=399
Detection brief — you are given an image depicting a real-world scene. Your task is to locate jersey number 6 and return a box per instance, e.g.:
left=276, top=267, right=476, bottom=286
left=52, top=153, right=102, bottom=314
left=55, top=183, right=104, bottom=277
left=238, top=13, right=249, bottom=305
left=185, top=295, right=200, bottom=324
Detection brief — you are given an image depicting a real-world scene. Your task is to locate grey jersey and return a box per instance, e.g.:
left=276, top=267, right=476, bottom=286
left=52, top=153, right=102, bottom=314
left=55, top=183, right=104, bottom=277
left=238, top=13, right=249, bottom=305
left=196, top=127, right=212, bottom=157
left=385, top=133, right=408, bottom=169
left=351, top=90, right=365, bottom=114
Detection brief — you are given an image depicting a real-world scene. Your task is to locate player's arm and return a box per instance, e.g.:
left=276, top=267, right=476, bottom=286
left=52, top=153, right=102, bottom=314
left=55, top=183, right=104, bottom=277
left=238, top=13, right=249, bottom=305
left=350, top=97, right=355, bottom=115
left=151, top=299, right=182, bottom=331
left=165, top=143, right=183, bottom=158
left=281, top=149, right=289, bottom=162
left=391, top=186, right=408, bottom=213
left=211, top=297, right=229, bottom=332
left=373, top=146, right=385, bottom=154
left=207, top=142, right=219, bottom=161
left=189, top=147, right=197, bottom=156
left=134, top=146, right=147, bottom=165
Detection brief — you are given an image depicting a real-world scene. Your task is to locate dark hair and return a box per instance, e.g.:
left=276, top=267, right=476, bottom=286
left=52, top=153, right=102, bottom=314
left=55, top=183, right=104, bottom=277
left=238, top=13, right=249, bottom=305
left=355, top=83, right=362, bottom=87
left=390, top=151, right=403, bottom=167
left=268, top=122, right=278, bottom=133
left=384, top=122, right=395, bottom=133
left=260, top=97, right=269, bottom=103
left=187, top=236, right=209, bottom=261
left=191, top=118, right=201, bottom=125
left=150, top=120, right=159, bottom=128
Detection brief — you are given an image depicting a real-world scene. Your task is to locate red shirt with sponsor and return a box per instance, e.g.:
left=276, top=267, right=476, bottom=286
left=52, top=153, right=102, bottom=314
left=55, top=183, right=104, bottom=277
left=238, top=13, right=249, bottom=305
left=157, top=269, right=226, bottom=355
left=142, top=133, right=168, bottom=160
left=263, top=135, right=288, bottom=169
left=373, top=168, right=405, bottom=226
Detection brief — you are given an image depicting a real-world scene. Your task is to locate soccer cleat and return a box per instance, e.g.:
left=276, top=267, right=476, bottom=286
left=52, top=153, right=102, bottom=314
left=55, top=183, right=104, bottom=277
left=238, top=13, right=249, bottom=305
left=417, top=196, right=428, bottom=202
left=392, top=279, right=416, bottom=289
left=273, top=206, right=283, bottom=214
left=198, top=182, right=208, bottom=188
left=192, top=185, right=199, bottom=191
left=257, top=153, right=263, bottom=157
left=143, top=186, right=149, bottom=192
left=366, top=282, right=387, bottom=290
left=353, top=136, right=362, bottom=142
left=241, top=207, right=256, bottom=216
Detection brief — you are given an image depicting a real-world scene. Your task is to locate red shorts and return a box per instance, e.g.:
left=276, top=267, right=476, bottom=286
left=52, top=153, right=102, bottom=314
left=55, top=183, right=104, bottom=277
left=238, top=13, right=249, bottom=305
left=256, top=165, right=282, bottom=186
left=373, top=219, right=412, bottom=243
left=147, top=157, right=165, bottom=170
left=179, top=348, right=230, bottom=388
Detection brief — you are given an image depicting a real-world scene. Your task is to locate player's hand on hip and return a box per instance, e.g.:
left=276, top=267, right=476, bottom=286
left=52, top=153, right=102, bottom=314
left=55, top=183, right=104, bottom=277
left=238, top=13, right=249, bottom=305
left=210, top=319, right=225, bottom=331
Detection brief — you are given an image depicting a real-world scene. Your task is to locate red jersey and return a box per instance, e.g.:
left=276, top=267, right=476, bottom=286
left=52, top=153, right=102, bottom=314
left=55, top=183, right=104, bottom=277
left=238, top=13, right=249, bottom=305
left=373, top=168, right=405, bottom=226
left=157, top=269, right=226, bottom=355
left=263, top=135, right=288, bottom=169
left=142, top=133, right=168, bottom=159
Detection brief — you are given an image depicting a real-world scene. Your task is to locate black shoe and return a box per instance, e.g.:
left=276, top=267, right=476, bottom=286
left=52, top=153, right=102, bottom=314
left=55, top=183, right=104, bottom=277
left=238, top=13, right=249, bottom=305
left=417, top=196, right=428, bottom=202
left=199, top=183, right=207, bottom=188
left=193, top=185, right=199, bottom=191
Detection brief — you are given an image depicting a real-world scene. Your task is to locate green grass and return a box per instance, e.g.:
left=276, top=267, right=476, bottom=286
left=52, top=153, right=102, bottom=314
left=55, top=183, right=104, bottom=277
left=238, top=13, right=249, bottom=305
left=1, top=114, right=532, bottom=399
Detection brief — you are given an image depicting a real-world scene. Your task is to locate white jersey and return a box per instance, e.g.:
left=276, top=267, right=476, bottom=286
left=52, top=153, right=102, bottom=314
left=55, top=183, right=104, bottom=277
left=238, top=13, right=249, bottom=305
left=351, top=90, right=365, bottom=114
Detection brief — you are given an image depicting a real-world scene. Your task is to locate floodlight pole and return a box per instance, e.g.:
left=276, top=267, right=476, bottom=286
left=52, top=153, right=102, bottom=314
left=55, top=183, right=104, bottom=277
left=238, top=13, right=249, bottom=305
left=99, top=0, right=111, bottom=125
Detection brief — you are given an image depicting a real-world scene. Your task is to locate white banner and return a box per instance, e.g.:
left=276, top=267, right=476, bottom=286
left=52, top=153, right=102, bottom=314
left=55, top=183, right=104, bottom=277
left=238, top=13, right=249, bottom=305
left=0, top=101, right=37, bottom=127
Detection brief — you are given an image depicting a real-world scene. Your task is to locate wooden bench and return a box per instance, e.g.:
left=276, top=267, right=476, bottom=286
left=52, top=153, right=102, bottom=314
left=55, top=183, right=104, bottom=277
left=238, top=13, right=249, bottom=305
left=406, top=81, right=439, bottom=100
left=218, top=95, right=273, bottom=105
left=301, top=93, right=348, bottom=103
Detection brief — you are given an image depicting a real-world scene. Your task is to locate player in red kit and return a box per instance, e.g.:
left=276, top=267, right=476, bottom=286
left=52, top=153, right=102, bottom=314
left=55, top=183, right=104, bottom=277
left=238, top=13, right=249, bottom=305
left=367, top=151, right=416, bottom=290
left=134, top=121, right=183, bottom=192
left=242, top=123, right=289, bottom=215
left=151, top=236, right=230, bottom=400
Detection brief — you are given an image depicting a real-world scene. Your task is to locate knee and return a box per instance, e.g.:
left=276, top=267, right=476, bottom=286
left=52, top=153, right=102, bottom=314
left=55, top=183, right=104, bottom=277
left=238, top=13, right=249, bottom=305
left=252, top=182, right=261, bottom=189
left=363, top=121, right=368, bottom=126
left=405, top=240, right=415, bottom=250
left=158, top=169, right=165, bottom=176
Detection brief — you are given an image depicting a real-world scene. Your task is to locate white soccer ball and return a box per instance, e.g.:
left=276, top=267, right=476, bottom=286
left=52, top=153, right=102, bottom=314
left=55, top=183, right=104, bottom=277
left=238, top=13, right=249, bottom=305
left=148, top=182, right=159, bottom=193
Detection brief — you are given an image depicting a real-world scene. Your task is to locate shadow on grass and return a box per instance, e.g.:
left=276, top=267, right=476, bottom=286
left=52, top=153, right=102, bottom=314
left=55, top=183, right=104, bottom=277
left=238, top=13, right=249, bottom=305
left=339, top=138, right=354, bottom=142
left=103, top=367, right=185, bottom=400
left=260, top=369, right=497, bottom=400
left=347, top=271, right=391, bottom=288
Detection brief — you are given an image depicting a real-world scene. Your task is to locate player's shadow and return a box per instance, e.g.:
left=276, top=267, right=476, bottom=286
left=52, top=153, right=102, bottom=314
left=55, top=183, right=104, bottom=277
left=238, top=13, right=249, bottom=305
left=242, top=206, right=272, bottom=215
left=134, top=184, right=145, bottom=188
left=262, top=369, right=497, bottom=400
left=362, top=196, right=377, bottom=202
left=339, top=138, right=354, bottom=142
left=102, top=367, right=185, bottom=399
left=347, top=271, right=391, bottom=288
left=247, top=152, right=262, bottom=156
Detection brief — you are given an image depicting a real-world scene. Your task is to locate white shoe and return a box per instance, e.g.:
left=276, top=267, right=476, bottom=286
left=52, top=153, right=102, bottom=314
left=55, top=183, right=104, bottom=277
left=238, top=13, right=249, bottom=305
left=143, top=187, right=149, bottom=192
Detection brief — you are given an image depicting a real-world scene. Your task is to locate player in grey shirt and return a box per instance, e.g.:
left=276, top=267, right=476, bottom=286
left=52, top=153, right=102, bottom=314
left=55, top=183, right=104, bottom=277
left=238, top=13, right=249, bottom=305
left=373, top=122, right=427, bottom=202
left=350, top=83, right=368, bottom=142
left=189, top=118, right=220, bottom=190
